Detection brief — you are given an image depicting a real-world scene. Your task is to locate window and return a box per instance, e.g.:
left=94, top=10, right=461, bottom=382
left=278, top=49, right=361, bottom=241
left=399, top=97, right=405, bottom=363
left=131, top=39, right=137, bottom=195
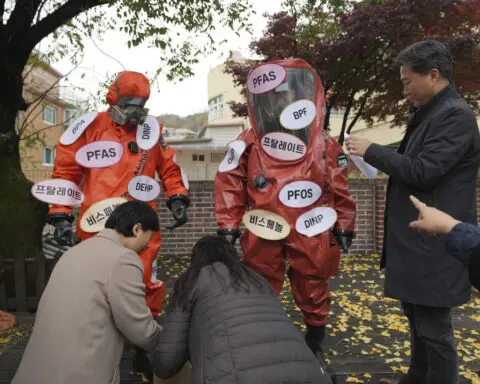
left=43, top=105, right=57, bottom=125
left=211, top=152, right=224, bottom=162
left=192, top=154, right=205, bottom=162
left=208, top=95, right=224, bottom=120
left=43, top=147, right=55, bottom=165
left=64, top=108, right=76, bottom=127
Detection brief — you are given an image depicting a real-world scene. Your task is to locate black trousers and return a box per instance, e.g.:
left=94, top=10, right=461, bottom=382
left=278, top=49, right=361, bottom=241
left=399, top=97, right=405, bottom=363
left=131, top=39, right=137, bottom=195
left=402, top=302, right=458, bottom=384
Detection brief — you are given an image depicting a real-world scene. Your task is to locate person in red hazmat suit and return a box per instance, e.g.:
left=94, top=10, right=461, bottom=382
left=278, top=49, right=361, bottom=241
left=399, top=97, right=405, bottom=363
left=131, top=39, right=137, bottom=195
left=43, top=71, right=189, bottom=381
left=214, top=58, right=356, bottom=381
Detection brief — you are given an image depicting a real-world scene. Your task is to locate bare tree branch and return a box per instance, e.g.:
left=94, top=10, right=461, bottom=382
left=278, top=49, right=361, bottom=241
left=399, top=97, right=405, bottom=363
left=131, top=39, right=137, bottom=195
left=338, top=90, right=356, bottom=146
left=21, top=118, right=71, bottom=141
left=28, top=0, right=108, bottom=47
left=347, top=90, right=371, bottom=134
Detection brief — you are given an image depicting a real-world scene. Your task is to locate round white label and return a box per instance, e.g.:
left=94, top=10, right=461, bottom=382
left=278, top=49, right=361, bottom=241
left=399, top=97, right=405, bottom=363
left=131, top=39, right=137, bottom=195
left=295, top=207, right=337, bottom=238
left=128, top=175, right=160, bottom=202
left=279, top=181, right=322, bottom=208
left=261, top=132, right=307, bottom=161
left=80, top=197, right=128, bottom=233
left=75, top=141, right=123, bottom=168
left=280, top=99, right=316, bottom=130
left=60, top=112, right=98, bottom=145
left=246, top=64, right=287, bottom=95
left=181, top=168, right=190, bottom=190
left=137, top=115, right=160, bottom=150
left=31, top=179, right=84, bottom=206
left=243, top=209, right=290, bottom=241
left=218, top=140, right=246, bottom=173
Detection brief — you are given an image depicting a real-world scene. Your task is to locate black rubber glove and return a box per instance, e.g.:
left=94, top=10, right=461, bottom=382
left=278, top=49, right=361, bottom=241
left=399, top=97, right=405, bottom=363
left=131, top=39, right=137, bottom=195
left=165, top=195, right=189, bottom=230
left=47, top=213, right=80, bottom=247
left=333, top=229, right=356, bottom=252
left=217, top=228, right=241, bottom=246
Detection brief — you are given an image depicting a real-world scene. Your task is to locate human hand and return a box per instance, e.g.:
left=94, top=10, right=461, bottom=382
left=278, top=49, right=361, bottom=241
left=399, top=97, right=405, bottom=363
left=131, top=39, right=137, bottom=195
left=408, top=195, right=460, bottom=235
left=345, top=136, right=372, bottom=157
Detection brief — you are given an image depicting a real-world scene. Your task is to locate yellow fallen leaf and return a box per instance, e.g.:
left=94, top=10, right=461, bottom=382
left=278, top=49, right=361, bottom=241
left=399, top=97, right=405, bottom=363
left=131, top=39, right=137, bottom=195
left=0, top=337, right=12, bottom=344
left=346, top=377, right=364, bottom=383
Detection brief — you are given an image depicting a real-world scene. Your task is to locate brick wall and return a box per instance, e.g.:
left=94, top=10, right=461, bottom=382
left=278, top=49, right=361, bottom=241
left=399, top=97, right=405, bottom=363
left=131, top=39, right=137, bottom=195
left=157, top=179, right=390, bottom=257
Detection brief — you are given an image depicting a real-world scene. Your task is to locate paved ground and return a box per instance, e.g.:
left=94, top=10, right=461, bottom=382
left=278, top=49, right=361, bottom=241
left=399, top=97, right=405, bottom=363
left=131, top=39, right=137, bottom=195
left=0, top=253, right=478, bottom=383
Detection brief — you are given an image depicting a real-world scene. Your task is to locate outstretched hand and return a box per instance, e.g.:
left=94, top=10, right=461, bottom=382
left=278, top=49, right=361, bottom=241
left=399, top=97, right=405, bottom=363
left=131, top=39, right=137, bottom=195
left=408, top=195, right=460, bottom=235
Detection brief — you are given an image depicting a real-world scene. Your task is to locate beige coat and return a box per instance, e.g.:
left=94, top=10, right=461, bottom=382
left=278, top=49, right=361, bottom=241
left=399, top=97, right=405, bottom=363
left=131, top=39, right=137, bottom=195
left=12, top=229, right=161, bottom=384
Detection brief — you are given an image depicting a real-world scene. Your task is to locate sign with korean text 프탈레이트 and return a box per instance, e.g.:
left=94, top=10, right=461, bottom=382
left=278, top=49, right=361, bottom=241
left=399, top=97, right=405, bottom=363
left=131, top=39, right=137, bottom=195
left=31, top=179, right=84, bottom=206
left=80, top=197, right=128, bottom=233
left=261, top=132, right=306, bottom=161
left=242, top=209, right=290, bottom=241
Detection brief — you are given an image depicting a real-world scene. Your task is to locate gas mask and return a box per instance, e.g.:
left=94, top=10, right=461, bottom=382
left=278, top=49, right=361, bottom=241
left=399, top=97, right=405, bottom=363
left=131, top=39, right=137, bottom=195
left=109, top=97, right=148, bottom=127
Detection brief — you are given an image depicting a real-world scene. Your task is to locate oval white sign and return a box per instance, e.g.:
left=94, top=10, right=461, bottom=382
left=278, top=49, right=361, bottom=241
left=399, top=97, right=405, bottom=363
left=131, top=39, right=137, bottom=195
left=181, top=168, right=190, bottom=190
left=246, top=64, right=287, bottom=95
left=60, top=112, right=98, bottom=145
left=128, top=175, right=160, bottom=202
left=80, top=197, right=128, bottom=233
left=280, top=99, right=316, bottom=130
left=75, top=141, right=123, bottom=168
left=295, top=207, right=337, bottom=238
left=218, top=140, right=246, bottom=173
left=243, top=209, right=290, bottom=241
left=279, top=181, right=322, bottom=208
left=137, top=115, right=160, bottom=150
left=31, top=179, right=84, bottom=206
left=261, top=132, right=307, bottom=161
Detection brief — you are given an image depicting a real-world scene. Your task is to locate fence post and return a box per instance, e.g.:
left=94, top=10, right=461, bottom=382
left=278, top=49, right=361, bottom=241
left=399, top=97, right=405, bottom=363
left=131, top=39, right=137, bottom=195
left=14, top=256, right=27, bottom=312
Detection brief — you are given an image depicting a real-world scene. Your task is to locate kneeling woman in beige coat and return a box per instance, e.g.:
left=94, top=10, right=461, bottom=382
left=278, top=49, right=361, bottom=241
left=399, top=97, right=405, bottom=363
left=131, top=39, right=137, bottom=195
left=13, top=201, right=162, bottom=384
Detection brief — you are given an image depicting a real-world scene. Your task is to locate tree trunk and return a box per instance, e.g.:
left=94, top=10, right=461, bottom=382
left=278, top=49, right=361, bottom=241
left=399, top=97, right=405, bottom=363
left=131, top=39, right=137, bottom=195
left=0, top=93, right=48, bottom=311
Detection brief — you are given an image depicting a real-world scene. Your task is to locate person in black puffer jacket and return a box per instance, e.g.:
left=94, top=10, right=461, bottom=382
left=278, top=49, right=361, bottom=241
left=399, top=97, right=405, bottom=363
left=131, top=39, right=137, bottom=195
left=153, top=235, right=331, bottom=384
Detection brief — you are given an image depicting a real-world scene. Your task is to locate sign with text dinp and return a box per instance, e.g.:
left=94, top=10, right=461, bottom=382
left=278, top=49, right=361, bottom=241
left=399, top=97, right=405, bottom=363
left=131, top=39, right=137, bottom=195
left=31, top=179, right=84, bottom=206
left=295, top=206, right=337, bottom=238
left=137, top=115, right=160, bottom=150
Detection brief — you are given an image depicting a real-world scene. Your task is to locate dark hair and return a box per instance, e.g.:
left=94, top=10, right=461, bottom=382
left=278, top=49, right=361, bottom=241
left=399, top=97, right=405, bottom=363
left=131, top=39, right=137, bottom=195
left=168, top=235, right=267, bottom=311
left=105, top=200, right=159, bottom=236
left=395, top=39, right=453, bottom=81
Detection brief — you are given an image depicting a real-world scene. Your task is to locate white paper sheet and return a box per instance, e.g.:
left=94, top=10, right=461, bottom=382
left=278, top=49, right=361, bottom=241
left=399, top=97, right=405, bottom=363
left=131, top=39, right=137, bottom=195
left=344, top=133, right=378, bottom=179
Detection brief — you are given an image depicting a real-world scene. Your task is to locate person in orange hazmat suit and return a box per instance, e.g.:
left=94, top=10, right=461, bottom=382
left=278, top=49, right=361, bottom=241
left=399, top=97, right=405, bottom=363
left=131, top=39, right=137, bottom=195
left=214, top=58, right=356, bottom=381
left=42, top=71, right=189, bottom=382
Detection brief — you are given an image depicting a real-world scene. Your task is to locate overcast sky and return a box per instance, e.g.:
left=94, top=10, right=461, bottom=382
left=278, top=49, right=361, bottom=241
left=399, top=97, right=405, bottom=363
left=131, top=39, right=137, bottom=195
left=49, top=0, right=283, bottom=117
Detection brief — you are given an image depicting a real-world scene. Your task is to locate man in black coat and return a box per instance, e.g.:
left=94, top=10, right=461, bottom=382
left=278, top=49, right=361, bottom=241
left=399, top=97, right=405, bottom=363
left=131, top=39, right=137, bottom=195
left=346, top=40, right=480, bottom=384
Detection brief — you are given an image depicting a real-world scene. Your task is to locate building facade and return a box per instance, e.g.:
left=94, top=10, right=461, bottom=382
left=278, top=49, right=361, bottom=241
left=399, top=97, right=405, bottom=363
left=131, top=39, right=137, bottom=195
left=20, top=63, right=78, bottom=183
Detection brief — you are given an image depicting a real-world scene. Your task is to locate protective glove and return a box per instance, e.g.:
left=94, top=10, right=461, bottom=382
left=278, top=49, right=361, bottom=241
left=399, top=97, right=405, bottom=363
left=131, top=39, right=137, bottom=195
left=47, top=213, right=80, bottom=247
left=333, top=229, right=356, bottom=252
left=165, top=195, right=189, bottom=230
left=217, top=228, right=241, bottom=246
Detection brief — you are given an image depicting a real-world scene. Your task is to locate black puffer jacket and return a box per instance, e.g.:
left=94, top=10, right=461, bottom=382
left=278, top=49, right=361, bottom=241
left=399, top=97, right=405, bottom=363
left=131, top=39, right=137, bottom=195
left=153, top=262, right=329, bottom=384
